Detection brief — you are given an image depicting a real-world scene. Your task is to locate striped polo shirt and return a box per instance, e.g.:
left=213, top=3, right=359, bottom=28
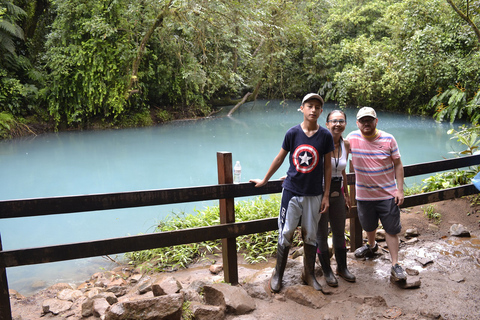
left=346, top=129, right=401, bottom=201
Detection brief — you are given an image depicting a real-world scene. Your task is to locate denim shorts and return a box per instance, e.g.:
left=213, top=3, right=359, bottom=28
left=356, top=198, right=401, bottom=235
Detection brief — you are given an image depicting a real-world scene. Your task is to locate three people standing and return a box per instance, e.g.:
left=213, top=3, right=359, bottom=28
left=251, top=97, right=406, bottom=293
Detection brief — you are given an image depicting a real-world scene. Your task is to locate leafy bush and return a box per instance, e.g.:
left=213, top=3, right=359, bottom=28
left=421, top=125, right=480, bottom=192
left=125, top=195, right=305, bottom=272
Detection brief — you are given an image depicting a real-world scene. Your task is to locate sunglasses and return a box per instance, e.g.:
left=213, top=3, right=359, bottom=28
left=327, top=119, right=346, bottom=124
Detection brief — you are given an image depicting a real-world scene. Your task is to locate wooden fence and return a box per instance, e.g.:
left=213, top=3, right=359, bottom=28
left=1, top=152, right=479, bottom=320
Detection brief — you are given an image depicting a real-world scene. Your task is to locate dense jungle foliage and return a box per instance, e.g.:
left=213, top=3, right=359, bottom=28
left=1, top=0, right=480, bottom=137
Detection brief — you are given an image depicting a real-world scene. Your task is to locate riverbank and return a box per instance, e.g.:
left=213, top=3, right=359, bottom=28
left=9, top=197, right=480, bottom=319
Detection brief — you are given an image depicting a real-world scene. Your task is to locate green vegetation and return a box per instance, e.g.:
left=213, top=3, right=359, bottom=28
left=422, top=204, right=442, bottom=224
left=1, top=0, right=480, bottom=136
left=125, top=195, right=303, bottom=272
left=421, top=124, right=480, bottom=193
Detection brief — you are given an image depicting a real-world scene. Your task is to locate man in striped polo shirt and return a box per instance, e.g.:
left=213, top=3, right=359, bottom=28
left=346, top=107, right=407, bottom=281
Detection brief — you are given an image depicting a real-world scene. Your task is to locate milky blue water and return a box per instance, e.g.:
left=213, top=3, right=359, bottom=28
left=0, top=100, right=464, bottom=295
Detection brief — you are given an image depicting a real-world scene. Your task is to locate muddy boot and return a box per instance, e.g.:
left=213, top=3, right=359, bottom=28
left=335, top=247, right=356, bottom=282
left=302, top=244, right=323, bottom=291
left=269, top=244, right=290, bottom=293
left=318, top=251, right=338, bottom=287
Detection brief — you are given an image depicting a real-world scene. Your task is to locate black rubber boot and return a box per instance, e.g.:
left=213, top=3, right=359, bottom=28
left=269, top=244, right=290, bottom=293
left=318, top=251, right=338, bottom=287
left=302, top=244, right=323, bottom=291
left=335, top=247, right=356, bottom=282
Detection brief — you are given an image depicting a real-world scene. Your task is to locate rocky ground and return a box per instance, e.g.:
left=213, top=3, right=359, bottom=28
left=9, top=197, right=480, bottom=319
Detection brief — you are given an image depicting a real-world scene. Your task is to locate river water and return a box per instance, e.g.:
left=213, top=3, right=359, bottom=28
left=0, top=100, right=464, bottom=295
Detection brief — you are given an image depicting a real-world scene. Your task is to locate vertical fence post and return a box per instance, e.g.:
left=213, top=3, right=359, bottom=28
left=0, top=233, right=12, bottom=320
left=217, top=152, right=238, bottom=285
left=348, top=160, right=363, bottom=251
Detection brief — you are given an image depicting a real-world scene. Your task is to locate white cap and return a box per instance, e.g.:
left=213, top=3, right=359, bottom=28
left=302, top=93, right=324, bottom=106
left=356, top=107, right=377, bottom=120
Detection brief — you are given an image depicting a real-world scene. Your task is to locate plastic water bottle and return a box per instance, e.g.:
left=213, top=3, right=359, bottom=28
left=233, top=161, right=241, bottom=184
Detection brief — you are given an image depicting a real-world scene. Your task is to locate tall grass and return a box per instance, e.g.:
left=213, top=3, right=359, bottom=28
left=125, top=194, right=303, bottom=272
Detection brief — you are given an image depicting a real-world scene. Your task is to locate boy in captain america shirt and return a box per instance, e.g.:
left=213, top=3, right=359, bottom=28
left=250, top=93, right=334, bottom=293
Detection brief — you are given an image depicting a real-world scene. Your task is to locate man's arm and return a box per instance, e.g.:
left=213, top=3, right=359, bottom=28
left=393, top=157, right=404, bottom=206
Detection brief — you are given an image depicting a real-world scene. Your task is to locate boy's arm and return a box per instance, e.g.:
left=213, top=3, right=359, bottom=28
left=250, top=148, right=288, bottom=187
left=320, top=151, right=332, bottom=214
left=393, top=157, right=404, bottom=206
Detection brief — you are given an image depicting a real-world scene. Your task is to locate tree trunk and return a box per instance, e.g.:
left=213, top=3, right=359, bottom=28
left=125, top=0, right=175, bottom=99
left=227, top=92, right=252, bottom=116
left=446, top=0, right=480, bottom=46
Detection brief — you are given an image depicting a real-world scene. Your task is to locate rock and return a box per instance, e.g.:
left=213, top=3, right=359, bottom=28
left=107, top=285, right=128, bottom=297
left=130, top=273, right=143, bottom=283
left=242, top=282, right=271, bottom=300
left=47, top=283, right=74, bottom=291
left=291, top=247, right=302, bottom=259
left=152, top=276, right=182, bottom=296
left=391, top=276, right=421, bottom=289
left=42, top=298, right=73, bottom=315
left=376, top=229, right=386, bottom=241
left=104, top=293, right=184, bottom=320
left=137, top=278, right=152, bottom=294
left=209, top=263, right=223, bottom=274
left=415, top=256, right=433, bottom=266
left=448, top=272, right=465, bottom=283
left=82, top=292, right=118, bottom=317
left=109, top=277, right=127, bottom=287
left=181, top=288, right=204, bottom=303
left=8, top=289, right=25, bottom=300
left=57, top=288, right=83, bottom=302
left=203, top=283, right=256, bottom=315
left=86, top=287, right=106, bottom=299
left=405, top=268, right=419, bottom=276
left=93, top=297, right=111, bottom=318
left=428, top=224, right=439, bottom=231
left=405, top=228, right=419, bottom=237
left=405, top=238, right=419, bottom=245
left=82, top=298, right=95, bottom=317
left=189, top=301, right=225, bottom=320
left=283, top=285, right=329, bottom=309
left=450, top=224, right=471, bottom=237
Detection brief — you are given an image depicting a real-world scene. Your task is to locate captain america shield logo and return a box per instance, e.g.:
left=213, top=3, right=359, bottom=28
left=292, top=144, right=319, bottom=173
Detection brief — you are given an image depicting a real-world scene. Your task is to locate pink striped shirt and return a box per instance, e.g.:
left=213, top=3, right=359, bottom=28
left=346, top=130, right=401, bottom=201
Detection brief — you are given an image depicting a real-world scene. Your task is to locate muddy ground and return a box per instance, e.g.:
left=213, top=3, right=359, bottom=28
left=9, top=197, right=480, bottom=319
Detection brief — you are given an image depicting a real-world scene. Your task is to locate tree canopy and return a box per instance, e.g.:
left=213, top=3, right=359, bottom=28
left=1, top=0, right=479, bottom=135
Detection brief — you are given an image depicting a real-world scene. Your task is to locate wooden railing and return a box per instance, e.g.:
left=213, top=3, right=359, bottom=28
left=1, top=153, right=479, bottom=320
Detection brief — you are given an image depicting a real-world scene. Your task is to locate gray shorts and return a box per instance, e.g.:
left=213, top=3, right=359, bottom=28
left=356, top=198, right=401, bottom=235
left=278, top=188, right=323, bottom=247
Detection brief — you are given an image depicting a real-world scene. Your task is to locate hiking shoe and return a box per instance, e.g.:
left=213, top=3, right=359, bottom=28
left=354, top=243, right=378, bottom=258
left=391, top=263, right=407, bottom=281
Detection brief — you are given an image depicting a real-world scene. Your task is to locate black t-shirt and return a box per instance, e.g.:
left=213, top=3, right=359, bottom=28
left=281, top=124, right=334, bottom=196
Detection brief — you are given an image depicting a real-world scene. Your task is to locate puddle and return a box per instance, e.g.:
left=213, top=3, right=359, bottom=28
left=440, top=235, right=480, bottom=267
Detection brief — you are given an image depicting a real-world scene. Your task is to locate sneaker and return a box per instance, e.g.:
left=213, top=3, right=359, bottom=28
left=391, top=263, right=407, bottom=281
left=354, top=243, right=378, bottom=258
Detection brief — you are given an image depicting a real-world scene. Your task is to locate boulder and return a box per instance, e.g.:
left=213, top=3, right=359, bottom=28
left=450, top=224, right=471, bottom=237
left=57, top=288, right=83, bottom=302
left=203, top=283, right=256, bottom=315
left=104, top=293, right=184, bottom=320
left=152, top=276, right=182, bottom=296
left=42, top=298, right=73, bottom=315
left=189, top=301, right=225, bottom=320
left=93, top=297, right=111, bottom=318
left=284, top=285, right=329, bottom=309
